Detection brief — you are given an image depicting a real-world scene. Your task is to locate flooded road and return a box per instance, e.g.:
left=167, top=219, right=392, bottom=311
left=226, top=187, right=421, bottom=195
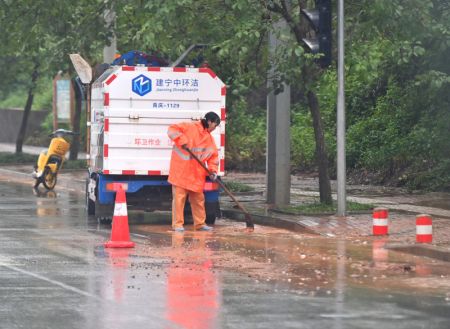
left=0, top=181, right=450, bottom=328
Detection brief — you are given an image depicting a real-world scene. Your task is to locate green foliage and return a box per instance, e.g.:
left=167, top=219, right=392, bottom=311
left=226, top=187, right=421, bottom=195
left=290, top=108, right=316, bottom=171
left=0, top=92, right=27, bottom=109
left=223, top=180, right=254, bottom=193
left=0, top=77, right=53, bottom=110
left=336, top=0, right=450, bottom=189
left=347, top=71, right=450, bottom=188
left=401, top=159, right=450, bottom=191
left=0, top=152, right=36, bottom=164
left=226, top=99, right=266, bottom=171
left=34, top=78, right=54, bottom=110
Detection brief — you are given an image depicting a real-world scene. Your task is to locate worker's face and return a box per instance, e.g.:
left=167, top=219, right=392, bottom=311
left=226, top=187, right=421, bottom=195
left=207, top=120, right=219, bottom=132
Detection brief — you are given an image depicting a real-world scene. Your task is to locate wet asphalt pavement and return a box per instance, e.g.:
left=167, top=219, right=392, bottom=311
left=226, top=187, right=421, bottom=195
left=1, top=181, right=450, bottom=328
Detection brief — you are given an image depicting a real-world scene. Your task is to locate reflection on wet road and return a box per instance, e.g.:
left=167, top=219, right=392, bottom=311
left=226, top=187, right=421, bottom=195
left=0, top=181, right=450, bottom=328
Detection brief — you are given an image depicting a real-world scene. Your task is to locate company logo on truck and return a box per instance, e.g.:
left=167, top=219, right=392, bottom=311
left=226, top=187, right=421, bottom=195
left=132, top=74, right=152, bottom=96
left=155, top=78, right=199, bottom=93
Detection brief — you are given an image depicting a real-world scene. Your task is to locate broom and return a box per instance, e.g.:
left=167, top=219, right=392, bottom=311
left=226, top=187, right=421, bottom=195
left=184, top=147, right=255, bottom=232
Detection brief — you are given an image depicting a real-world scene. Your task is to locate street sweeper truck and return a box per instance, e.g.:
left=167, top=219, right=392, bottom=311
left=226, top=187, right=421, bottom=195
left=71, top=50, right=226, bottom=223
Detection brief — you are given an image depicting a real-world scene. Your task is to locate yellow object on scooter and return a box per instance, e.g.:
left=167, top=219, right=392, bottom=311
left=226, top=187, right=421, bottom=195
left=49, top=137, right=70, bottom=157
left=36, top=151, right=48, bottom=170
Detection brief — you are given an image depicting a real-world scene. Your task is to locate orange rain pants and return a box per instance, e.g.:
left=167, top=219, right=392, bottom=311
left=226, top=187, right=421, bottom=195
left=172, top=185, right=206, bottom=229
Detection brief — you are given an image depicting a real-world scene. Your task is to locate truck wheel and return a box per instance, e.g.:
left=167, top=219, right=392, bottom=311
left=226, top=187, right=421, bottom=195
left=205, top=201, right=220, bottom=225
left=184, top=201, right=218, bottom=224
left=94, top=199, right=114, bottom=225
left=97, top=216, right=112, bottom=225
left=206, top=213, right=216, bottom=225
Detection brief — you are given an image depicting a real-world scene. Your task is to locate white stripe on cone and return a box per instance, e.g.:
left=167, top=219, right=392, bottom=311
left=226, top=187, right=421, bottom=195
left=114, top=203, right=128, bottom=217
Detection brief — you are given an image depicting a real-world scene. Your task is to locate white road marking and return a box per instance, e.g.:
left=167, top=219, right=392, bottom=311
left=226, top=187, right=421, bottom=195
left=0, top=259, right=102, bottom=300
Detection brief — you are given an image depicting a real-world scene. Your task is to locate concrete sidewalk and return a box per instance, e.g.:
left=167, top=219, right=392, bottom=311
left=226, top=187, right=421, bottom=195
left=1, top=144, right=449, bottom=262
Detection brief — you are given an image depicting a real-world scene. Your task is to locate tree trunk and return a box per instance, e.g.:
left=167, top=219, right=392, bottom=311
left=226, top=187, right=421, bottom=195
left=307, top=90, right=332, bottom=204
left=16, top=63, right=39, bottom=154
left=265, top=0, right=333, bottom=204
left=69, top=78, right=82, bottom=160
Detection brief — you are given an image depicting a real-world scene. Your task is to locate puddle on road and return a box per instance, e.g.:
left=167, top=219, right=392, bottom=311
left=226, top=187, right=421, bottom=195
left=127, top=220, right=450, bottom=299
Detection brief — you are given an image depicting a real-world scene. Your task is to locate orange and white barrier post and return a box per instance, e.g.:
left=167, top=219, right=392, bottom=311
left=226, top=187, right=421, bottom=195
left=372, top=207, right=388, bottom=236
left=416, top=214, right=432, bottom=243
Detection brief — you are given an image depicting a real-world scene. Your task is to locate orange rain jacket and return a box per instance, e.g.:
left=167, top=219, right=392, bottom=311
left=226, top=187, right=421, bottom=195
left=167, top=121, right=219, bottom=193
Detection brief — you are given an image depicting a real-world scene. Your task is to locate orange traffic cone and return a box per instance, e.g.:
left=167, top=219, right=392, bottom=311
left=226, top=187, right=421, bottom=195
left=104, top=186, right=135, bottom=248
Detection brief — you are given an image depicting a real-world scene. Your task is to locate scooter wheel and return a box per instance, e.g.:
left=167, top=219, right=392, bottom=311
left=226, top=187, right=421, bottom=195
left=42, top=168, right=57, bottom=190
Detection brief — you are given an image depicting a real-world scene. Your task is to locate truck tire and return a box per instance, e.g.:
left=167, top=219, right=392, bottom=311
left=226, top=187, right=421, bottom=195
left=87, top=173, right=113, bottom=224
left=206, top=213, right=216, bottom=225
left=184, top=201, right=219, bottom=225
left=95, top=200, right=113, bottom=225
left=97, top=216, right=112, bottom=225
left=205, top=200, right=220, bottom=225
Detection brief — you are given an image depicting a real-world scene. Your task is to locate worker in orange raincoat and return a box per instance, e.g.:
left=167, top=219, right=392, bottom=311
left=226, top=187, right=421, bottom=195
left=167, top=112, right=221, bottom=232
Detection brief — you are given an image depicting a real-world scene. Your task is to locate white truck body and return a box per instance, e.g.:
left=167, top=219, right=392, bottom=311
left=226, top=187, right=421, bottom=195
left=85, top=65, right=226, bottom=222
left=89, top=66, right=226, bottom=175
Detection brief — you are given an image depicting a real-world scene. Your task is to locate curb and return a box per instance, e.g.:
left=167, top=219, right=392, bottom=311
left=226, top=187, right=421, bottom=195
left=387, top=243, right=450, bottom=263
left=268, top=208, right=373, bottom=216
left=221, top=209, right=317, bottom=235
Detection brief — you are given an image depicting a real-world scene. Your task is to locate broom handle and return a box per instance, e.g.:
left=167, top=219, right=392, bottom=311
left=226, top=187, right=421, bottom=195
left=184, top=147, right=253, bottom=220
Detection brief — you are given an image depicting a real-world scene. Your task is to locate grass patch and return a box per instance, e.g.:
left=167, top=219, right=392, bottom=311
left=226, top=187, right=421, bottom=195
left=223, top=180, right=255, bottom=193
left=275, top=200, right=373, bottom=215
left=0, top=152, right=36, bottom=164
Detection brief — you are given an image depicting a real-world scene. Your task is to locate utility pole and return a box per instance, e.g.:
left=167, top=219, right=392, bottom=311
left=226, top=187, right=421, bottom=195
left=336, top=0, right=346, bottom=216
left=103, top=2, right=117, bottom=64
left=266, top=19, right=291, bottom=206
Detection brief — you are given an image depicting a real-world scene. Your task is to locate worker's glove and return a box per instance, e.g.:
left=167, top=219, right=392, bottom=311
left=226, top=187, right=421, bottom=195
left=181, top=144, right=188, bottom=150
left=209, top=172, right=218, bottom=182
